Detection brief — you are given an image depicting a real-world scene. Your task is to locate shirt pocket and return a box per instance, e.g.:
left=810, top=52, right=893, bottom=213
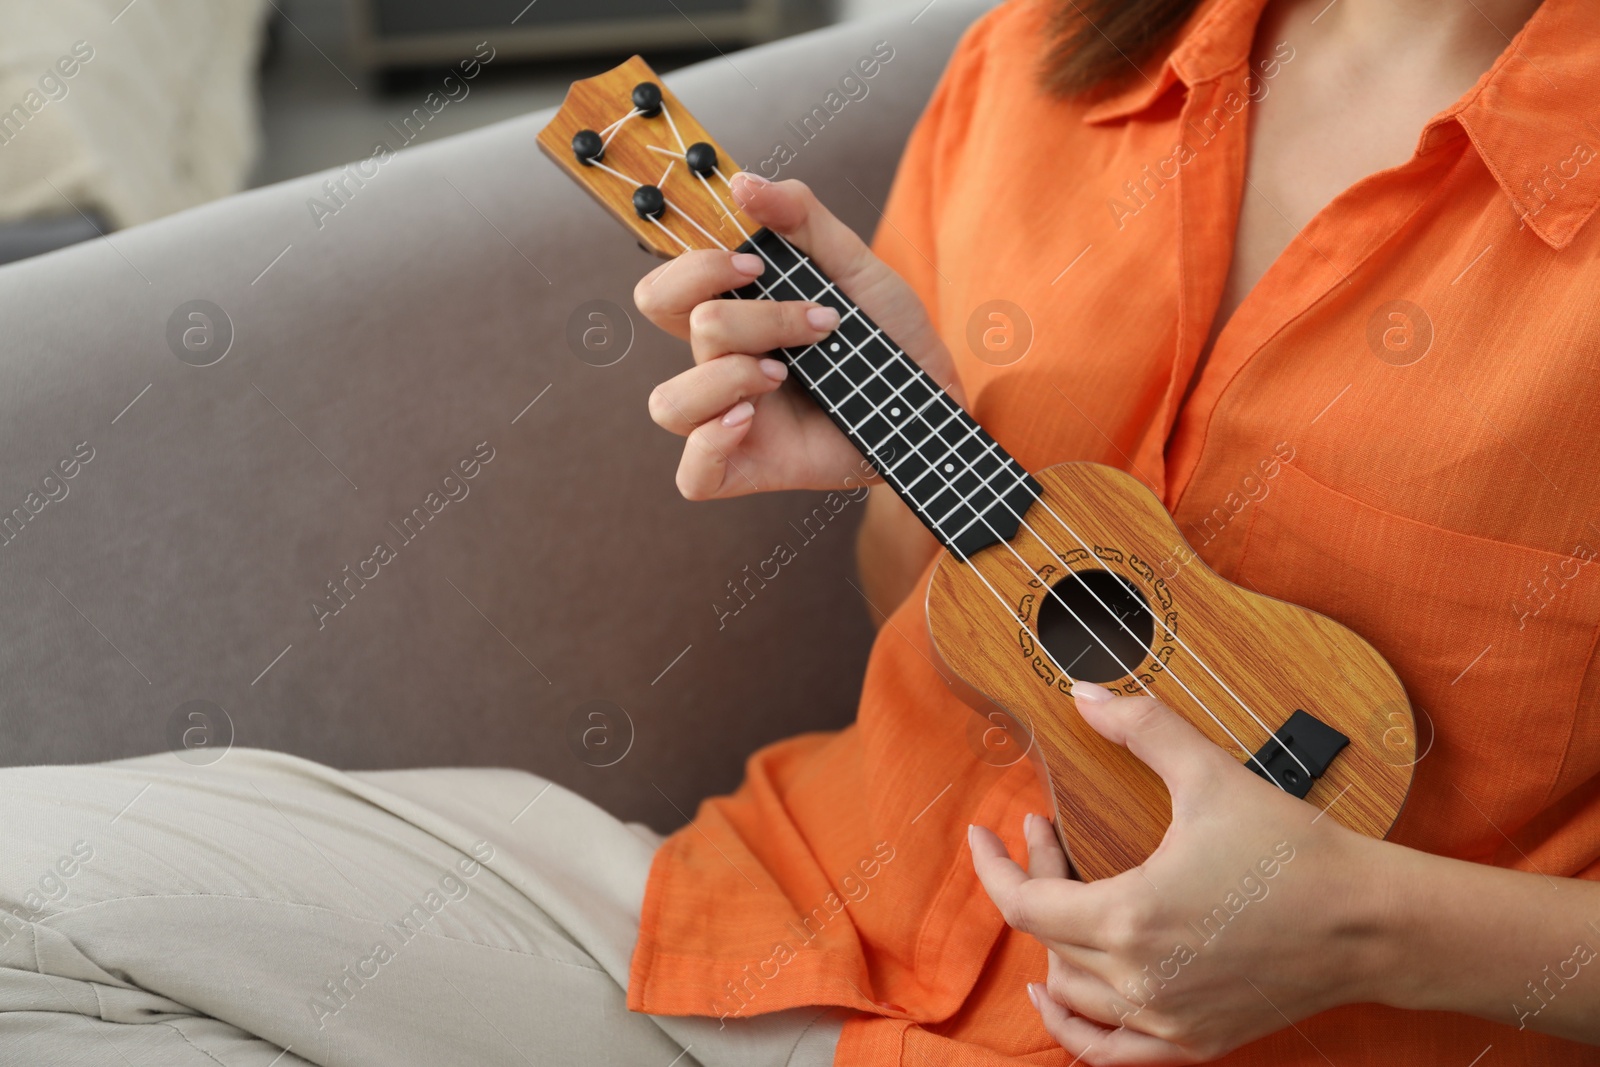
left=1234, top=462, right=1600, bottom=865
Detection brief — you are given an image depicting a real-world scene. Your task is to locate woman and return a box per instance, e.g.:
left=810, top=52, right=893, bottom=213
left=3, top=0, right=1596, bottom=1064
left=630, top=0, right=1600, bottom=1061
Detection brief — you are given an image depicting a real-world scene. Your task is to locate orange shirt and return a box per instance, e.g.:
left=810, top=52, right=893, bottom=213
left=628, top=0, right=1600, bottom=1062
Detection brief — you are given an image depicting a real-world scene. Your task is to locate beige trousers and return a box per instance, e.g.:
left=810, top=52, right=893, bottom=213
left=0, top=749, right=843, bottom=1066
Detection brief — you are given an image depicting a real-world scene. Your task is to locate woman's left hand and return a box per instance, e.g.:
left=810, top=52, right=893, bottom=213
left=968, top=680, right=1393, bottom=1065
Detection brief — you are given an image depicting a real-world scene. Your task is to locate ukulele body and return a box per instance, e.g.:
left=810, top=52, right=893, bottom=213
left=925, top=460, right=1415, bottom=881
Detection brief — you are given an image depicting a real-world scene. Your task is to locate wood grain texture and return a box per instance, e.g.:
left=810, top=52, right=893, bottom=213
left=536, top=55, right=756, bottom=259
left=927, top=461, right=1416, bottom=881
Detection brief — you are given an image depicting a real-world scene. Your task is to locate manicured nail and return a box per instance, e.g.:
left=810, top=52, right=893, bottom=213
left=805, top=305, right=840, bottom=331
left=721, top=401, right=754, bottom=427
left=758, top=358, right=789, bottom=382
left=967, top=823, right=978, bottom=848
left=731, top=252, right=764, bottom=277
left=1027, top=983, right=1043, bottom=1011
left=1023, top=812, right=1039, bottom=839
left=1071, top=679, right=1114, bottom=703
left=730, top=171, right=768, bottom=203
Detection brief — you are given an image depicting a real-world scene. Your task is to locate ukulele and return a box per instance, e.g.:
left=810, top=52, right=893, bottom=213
left=538, top=57, right=1415, bottom=881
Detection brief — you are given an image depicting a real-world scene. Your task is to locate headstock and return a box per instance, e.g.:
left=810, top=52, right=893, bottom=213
left=537, top=56, right=756, bottom=259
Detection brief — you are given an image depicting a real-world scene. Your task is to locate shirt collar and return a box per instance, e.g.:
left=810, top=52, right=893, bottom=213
left=1082, top=0, right=1600, bottom=249
left=1080, top=0, right=1266, bottom=124
left=1449, top=1, right=1600, bottom=248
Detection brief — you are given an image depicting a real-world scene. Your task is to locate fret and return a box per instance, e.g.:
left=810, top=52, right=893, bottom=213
left=788, top=345, right=837, bottom=388
left=923, top=458, right=1000, bottom=527
left=943, top=467, right=1036, bottom=545
left=837, top=351, right=916, bottom=437
left=830, top=371, right=919, bottom=466
left=823, top=356, right=1008, bottom=535
left=805, top=334, right=934, bottom=466
left=890, top=406, right=979, bottom=489
left=900, top=417, right=988, bottom=492
left=811, top=351, right=874, bottom=407
left=852, top=372, right=950, bottom=475
left=732, top=227, right=1040, bottom=557
left=866, top=387, right=945, bottom=456
left=933, top=457, right=1024, bottom=531
left=802, top=312, right=895, bottom=392
left=821, top=345, right=905, bottom=411
left=832, top=309, right=877, bottom=354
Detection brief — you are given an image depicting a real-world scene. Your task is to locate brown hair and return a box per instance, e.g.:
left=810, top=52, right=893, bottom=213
left=1041, top=0, right=1205, bottom=97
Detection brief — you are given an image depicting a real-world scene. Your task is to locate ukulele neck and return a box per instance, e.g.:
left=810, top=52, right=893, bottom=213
left=731, top=227, right=1040, bottom=558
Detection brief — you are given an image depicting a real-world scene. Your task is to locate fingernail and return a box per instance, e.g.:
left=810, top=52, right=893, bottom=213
left=805, top=305, right=840, bottom=331
left=1071, top=679, right=1114, bottom=703
left=721, top=401, right=754, bottom=427
left=731, top=252, right=764, bottom=277
left=966, top=823, right=978, bottom=848
left=1022, top=812, right=1036, bottom=838
left=758, top=358, right=788, bottom=382
left=1027, top=983, right=1043, bottom=1011
left=730, top=171, right=768, bottom=203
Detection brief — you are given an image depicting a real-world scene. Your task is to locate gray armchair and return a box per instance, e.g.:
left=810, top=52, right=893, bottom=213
left=0, top=0, right=991, bottom=832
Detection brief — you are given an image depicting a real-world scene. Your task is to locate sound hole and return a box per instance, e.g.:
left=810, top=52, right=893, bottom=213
left=1037, top=568, right=1154, bottom=684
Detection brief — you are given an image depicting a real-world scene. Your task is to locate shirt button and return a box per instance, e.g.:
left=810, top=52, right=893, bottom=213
left=875, top=1000, right=906, bottom=1014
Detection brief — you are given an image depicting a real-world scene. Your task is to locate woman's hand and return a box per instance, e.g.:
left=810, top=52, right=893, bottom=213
left=968, top=680, right=1390, bottom=1064
left=633, top=172, right=958, bottom=500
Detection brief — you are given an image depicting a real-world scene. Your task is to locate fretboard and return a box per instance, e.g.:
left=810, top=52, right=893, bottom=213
left=732, top=227, right=1039, bottom=558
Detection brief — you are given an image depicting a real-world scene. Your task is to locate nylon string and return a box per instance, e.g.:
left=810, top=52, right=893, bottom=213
left=580, top=104, right=1310, bottom=785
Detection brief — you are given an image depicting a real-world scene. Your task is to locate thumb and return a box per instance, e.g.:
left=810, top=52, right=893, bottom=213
left=728, top=172, right=865, bottom=271
left=1069, top=680, right=1231, bottom=794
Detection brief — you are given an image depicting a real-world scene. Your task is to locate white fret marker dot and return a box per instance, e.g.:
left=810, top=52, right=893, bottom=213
left=829, top=342, right=840, bottom=352
left=944, top=463, right=955, bottom=473
left=890, top=407, right=901, bottom=417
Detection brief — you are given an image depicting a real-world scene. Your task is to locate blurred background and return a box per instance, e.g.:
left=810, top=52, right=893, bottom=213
left=0, top=0, right=897, bottom=266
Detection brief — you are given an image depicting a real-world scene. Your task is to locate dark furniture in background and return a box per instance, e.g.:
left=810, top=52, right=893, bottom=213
left=348, top=0, right=826, bottom=73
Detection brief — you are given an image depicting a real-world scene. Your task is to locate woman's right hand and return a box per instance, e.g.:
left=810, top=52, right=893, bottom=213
left=633, top=172, right=961, bottom=501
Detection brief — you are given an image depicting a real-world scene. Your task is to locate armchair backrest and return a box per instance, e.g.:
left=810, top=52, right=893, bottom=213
left=0, top=0, right=995, bottom=829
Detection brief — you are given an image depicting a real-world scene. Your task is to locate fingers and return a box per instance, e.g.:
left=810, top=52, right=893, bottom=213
left=1024, top=812, right=1070, bottom=880
left=1028, top=983, right=1199, bottom=1066
left=1042, top=953, right=1133, bottom=1029
left=675, top=405, right=760, bottom=501
left=968, top=824, right=1097, bottom=944
left=635, top=243, right=840, bottom=379
left=1069, top=682, right=1234, bottom=799
left=967, top=823, right=1032, bottom=924
left=649, top=355, right=788, bottom=436
left=687, top=298, right=839, bottom=366
left=634, top=249, right=766, bottom=340
left=1030, top=985, right=1110, bottom=1058
left=730, top=173, right=879, bottom=299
